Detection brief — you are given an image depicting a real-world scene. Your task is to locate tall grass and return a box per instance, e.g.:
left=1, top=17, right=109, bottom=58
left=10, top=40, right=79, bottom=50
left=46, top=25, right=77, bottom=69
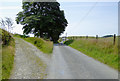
left=65, top=37, right=118, bottom=70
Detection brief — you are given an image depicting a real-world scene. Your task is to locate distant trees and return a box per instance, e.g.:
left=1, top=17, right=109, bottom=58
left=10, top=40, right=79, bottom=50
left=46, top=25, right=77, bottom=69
left=0, top=17, right=14, bottom=32
left=16, top=1, right=68, bottom=42
left=5, top=17, right=14, bottom=32
left=0, top=18, right=6, bottom=30
left=102, top=35, right=113, bottom=38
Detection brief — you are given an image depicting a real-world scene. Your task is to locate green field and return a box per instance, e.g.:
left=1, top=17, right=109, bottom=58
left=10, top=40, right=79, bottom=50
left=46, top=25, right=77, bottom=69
left=1, top=29, right=15, bottom=79
left=65, top=37, right=118, bottom=70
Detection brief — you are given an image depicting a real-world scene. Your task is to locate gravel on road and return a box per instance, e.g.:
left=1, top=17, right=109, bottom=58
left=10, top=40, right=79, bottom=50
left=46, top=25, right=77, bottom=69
left=10, top=38, right=50, bottom=79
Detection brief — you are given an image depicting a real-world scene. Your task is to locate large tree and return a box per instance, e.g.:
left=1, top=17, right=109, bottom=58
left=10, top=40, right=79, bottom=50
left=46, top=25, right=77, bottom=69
left=16, top=1, right=68, bottom=42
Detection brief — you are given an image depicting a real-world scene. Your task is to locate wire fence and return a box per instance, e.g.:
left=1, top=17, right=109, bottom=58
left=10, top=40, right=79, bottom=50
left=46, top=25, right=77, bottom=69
left=62, top=34, right=117, bottom=45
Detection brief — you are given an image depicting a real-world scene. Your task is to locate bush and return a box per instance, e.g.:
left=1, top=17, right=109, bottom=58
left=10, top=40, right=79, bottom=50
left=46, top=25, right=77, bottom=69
left=0, top=29, right=12, bottom=45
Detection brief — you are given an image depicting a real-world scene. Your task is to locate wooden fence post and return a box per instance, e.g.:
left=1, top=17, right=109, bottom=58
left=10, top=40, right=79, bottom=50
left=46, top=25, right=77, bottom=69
left=86, top=35, right=88, bottom=39
left=113, top=34, right=116, bottom=45
left=96, top=35, right=98, bottom=39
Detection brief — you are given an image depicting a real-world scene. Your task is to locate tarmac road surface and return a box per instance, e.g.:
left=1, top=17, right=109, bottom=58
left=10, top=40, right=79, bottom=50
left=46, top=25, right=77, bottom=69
left=47, top=44, right=118, bottom=79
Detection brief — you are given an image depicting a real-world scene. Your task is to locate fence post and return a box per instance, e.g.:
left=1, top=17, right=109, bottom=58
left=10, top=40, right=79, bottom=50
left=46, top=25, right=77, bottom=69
left=86, top=35, right=88, bottom=39
left=113, top=34, right=116, bottom=45
left=96, top=35, right=98, bottom=39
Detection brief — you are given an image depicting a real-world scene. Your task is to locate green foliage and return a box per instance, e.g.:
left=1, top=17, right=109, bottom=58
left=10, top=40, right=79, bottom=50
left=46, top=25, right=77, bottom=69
left=1, top=29, right=12, bottom=45
left=1, top=29, right=15, bottom=79
left=64, top=37, right=118, bottom=70
left=24, top=37, right=53, bottom=54
left=16, top=2, right=68, bottom=42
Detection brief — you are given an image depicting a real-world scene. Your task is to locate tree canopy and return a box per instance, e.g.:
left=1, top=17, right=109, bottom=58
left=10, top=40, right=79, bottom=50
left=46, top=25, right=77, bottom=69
left=16, top=1, right=68, bottom=42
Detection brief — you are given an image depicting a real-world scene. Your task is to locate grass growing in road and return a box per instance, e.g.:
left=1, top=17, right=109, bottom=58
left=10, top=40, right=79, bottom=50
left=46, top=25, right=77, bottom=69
left=64, top=37, right=118, bottom=70
left=1, top=29, right=15, bottom=79
left=24, top=37, right=53, bottom=54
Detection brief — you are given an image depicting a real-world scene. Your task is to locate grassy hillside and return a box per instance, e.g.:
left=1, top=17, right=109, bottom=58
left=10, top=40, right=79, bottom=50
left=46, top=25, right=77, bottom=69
left=14, top=34, right=53, bottom=54
left=0, top=29, right=15, bottom=79
left=64, top=37, right=118, bottom=70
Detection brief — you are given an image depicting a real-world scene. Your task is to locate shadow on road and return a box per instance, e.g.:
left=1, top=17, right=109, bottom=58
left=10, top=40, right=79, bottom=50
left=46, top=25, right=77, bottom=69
left=54, top=39, right=74, bottom=46
left=54, top=43, right=67, bottom=46
left=64, top=40, right=74, bottom=45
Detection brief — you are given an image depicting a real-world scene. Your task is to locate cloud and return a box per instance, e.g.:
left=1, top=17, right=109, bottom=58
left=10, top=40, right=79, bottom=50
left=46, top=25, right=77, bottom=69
left=12, top=24, right=23, bottom=34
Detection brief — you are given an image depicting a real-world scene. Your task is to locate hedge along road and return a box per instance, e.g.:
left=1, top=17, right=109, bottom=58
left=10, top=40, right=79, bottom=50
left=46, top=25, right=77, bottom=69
left=10, top=37, right=50, bottom=79
left=47, top=44, right=118, bottom=79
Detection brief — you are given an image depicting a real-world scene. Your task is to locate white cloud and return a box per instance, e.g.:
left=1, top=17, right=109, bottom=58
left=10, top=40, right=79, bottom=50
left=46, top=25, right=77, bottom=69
left=12, top=24, right=23, bottom=34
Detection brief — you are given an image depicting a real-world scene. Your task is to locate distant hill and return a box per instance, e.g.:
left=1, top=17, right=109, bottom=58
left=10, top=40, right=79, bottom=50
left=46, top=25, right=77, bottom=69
left=102, top=35, right=113, bottom=38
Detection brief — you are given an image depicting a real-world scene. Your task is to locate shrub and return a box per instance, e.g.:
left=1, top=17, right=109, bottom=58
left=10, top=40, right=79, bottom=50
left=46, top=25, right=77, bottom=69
left=0, top=29, right=12, bottom=45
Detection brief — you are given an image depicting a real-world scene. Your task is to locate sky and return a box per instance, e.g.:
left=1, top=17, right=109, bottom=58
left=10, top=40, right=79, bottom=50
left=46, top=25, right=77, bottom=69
left=0, top=0, right=119, bottom=37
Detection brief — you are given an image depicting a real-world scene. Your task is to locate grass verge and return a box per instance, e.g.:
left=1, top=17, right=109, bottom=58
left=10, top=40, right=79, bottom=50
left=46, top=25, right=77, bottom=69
left=0, top=28, right=15, bottom=79
left=14, top=34, right=53, bottom=54
left=13, top=34, right=53, bottom=54
left=64, top=38, right=118, bottom=70
left=2, top=33, right=15, bottom=79
left=23, top=37, right=53, bottom=54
